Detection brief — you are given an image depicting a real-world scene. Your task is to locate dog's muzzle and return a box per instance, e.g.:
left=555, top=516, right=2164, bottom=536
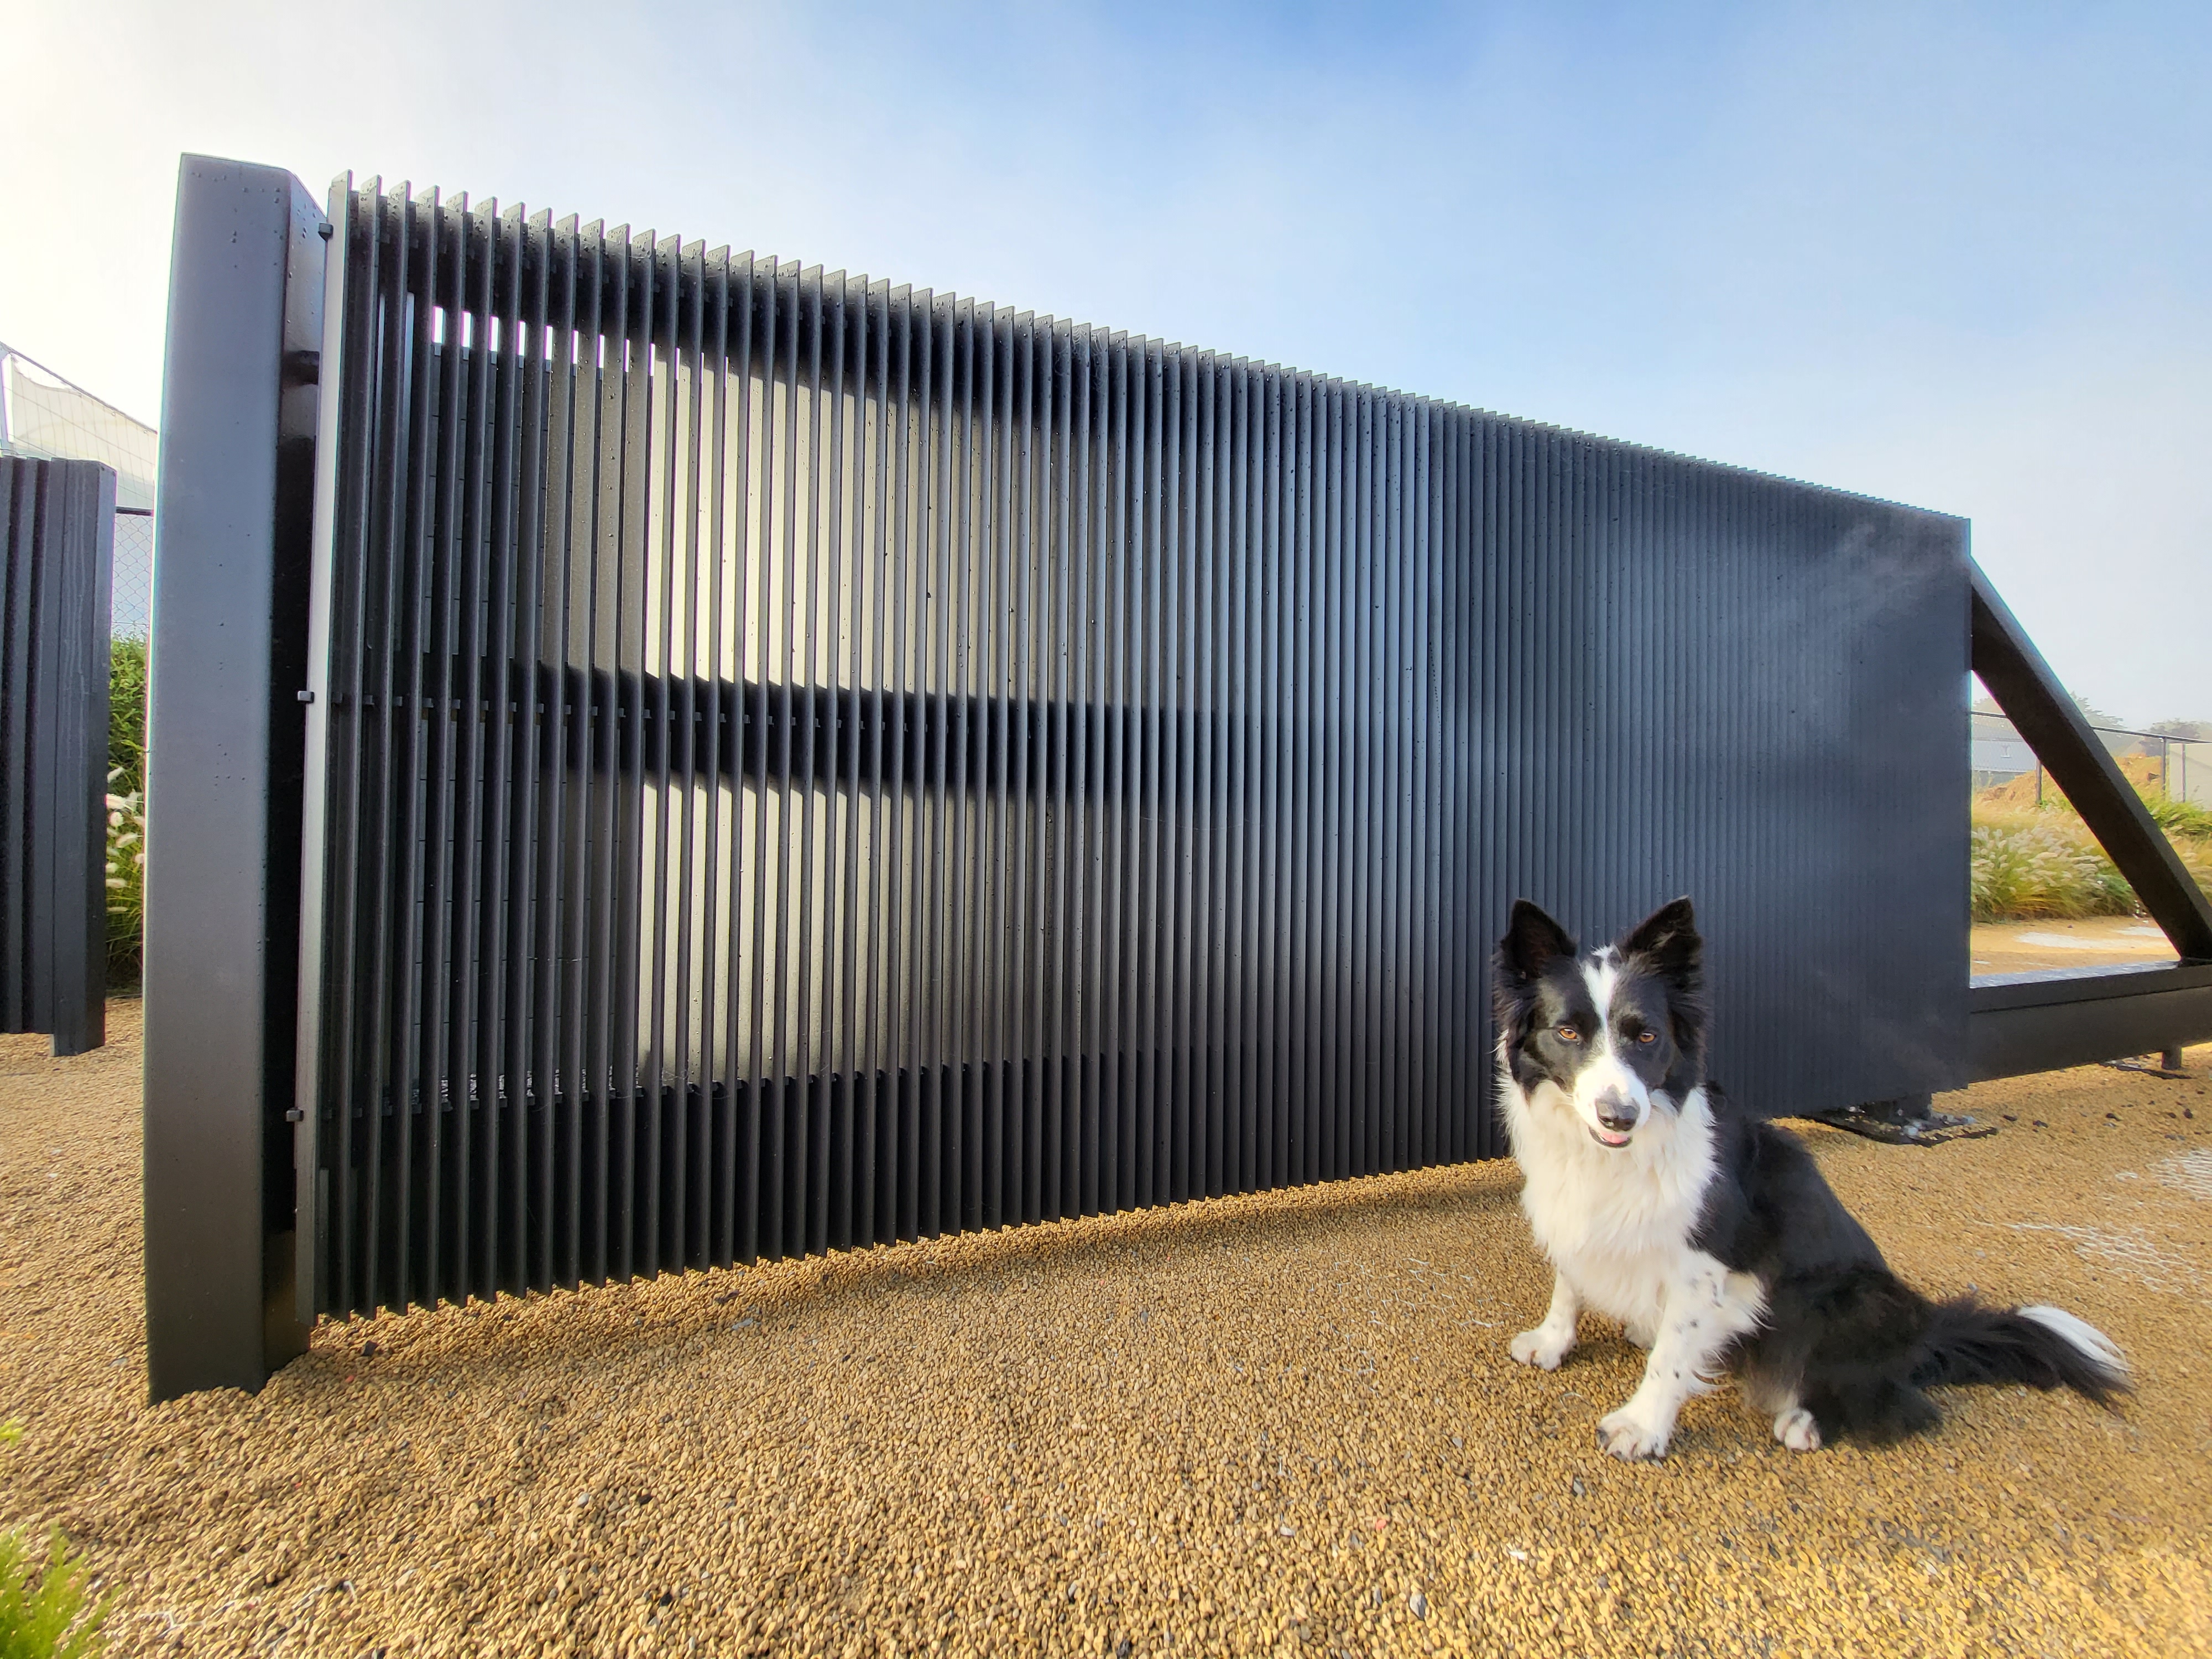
left=1590, top=1089, right=1639, bottom=1149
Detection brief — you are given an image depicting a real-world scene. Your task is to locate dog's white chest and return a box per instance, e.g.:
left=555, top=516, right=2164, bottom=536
left=1506, top=1082, right=1718, bottom=1333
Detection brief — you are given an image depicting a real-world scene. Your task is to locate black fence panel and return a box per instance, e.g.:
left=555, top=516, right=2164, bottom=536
left=293, top=177, right=1968, bottom=1320
left=0, top=456, right=111, bottom=1056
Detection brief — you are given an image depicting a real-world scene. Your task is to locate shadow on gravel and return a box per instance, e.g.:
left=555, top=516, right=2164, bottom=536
left=303, top=1162, right=1529, bottom=1383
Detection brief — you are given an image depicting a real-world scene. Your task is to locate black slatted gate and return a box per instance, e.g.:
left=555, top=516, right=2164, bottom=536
left=291, top=176, right=1968, bottom=1321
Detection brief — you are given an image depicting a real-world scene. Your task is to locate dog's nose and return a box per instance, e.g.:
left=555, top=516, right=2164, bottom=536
left=1595, top=1092, right=1639, bottom=1133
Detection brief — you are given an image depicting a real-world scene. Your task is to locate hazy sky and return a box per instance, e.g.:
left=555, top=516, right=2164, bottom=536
left=4, top=0, right=2204, bottom=724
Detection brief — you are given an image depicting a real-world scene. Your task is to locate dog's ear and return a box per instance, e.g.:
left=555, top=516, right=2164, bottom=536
left=1622, top=896, right=1700, bottom=985
left=1499, top=899, right=1577, bottom=981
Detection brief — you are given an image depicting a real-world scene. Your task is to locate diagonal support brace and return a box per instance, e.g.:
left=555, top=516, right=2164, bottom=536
left=1969, top=561, right=2212, bottom=963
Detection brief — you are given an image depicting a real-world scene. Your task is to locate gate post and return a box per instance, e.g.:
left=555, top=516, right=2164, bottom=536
left=143, top=156, right=326, bottom=1401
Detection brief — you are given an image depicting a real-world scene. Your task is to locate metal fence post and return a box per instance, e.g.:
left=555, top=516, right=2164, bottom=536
left=143, top=156, right=326, bottom=1401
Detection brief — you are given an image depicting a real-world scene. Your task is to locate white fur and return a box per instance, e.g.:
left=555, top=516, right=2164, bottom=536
left=1580, top=954, right=1620, bottom=1021
left=1508, top=1273, right=1579, bottom=1370
left=1571, top=954, right=1648, bottom=1138
left=1502, top=1060, right=1713, bottom=1296
left=1500, top=1054, right=1767, bottom=1461
left=2017, top=1305, right=2129, bottom=1378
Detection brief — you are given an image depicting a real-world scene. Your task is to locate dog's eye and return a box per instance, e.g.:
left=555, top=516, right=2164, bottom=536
left=1636, top=1030, right=1658, bottom=1046
left=1555, top=1025, right=1580, bottom=1043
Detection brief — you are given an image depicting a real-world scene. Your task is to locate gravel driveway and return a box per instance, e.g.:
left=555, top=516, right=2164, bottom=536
left=3, top=1005, right=2207, bottom=1656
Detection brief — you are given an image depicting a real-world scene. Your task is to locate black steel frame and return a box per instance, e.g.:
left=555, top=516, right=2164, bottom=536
left=1964, top=566, right=2212, bottom=1079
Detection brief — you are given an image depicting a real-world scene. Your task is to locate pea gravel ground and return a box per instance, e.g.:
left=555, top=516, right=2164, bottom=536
left=3, top=1006, right=2209, bottom=1658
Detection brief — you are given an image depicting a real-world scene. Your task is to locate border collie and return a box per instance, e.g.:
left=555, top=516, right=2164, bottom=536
left=1493, top=896, right=2128, bottom=1462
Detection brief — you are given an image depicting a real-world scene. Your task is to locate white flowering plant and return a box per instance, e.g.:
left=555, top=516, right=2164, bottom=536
left=106, top=638, right=149, bottom=982
left=105, top=767, right=145, bottom=952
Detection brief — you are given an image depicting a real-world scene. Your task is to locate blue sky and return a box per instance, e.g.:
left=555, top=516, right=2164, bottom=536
left=3, top=0, right=2205, bottom=722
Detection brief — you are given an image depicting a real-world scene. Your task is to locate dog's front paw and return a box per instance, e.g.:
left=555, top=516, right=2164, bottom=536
left=1772, top=1406, right=1823, bottom=1453
left=1595, top=1408, right=1671, bottom=1462
left=1510, top=1328, right=1572, bottom=1371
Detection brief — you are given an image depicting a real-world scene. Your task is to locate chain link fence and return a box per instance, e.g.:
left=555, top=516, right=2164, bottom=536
left=112, top=507, right=152, bottom=638
left=0, top=341, right=156, bottom=639
left=1973, top=708, right=2211, bottom=807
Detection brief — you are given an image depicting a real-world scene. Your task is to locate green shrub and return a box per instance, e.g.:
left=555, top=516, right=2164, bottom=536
left=1970, top=745, right=2212, bottom=927
left=104, top=640, right=149, bottom=988
left=2144, top=792, right=2212, bottom=842
left=1969, top=817, right=2137, bottom=922
left=106, top=638, right=147, bottom=785
left=1970, top=800, right=2212, bottom=923
left=0, top=1527, right=109, bottom=1659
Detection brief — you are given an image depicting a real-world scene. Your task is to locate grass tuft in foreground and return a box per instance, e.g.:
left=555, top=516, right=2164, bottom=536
left=0, top=1527, right=109, bottom=1659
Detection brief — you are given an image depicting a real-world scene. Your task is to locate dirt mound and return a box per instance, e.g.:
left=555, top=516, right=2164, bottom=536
left=1978, top=751, right=2168, bottom=812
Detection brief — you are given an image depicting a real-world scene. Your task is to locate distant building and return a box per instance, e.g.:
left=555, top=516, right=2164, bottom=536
left=0, top=341, right=158, bottom=635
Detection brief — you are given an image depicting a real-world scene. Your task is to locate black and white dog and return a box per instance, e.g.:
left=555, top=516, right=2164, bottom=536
left=1494, top=896, right=2128, bottom=1462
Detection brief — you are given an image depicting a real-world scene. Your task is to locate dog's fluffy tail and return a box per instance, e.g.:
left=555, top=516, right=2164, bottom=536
left=1911, top=1297, right=2130, bottom=1406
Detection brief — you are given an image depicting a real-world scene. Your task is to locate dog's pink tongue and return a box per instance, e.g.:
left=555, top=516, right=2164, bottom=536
left=1595, top=1127, right=1630, bottom=1146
